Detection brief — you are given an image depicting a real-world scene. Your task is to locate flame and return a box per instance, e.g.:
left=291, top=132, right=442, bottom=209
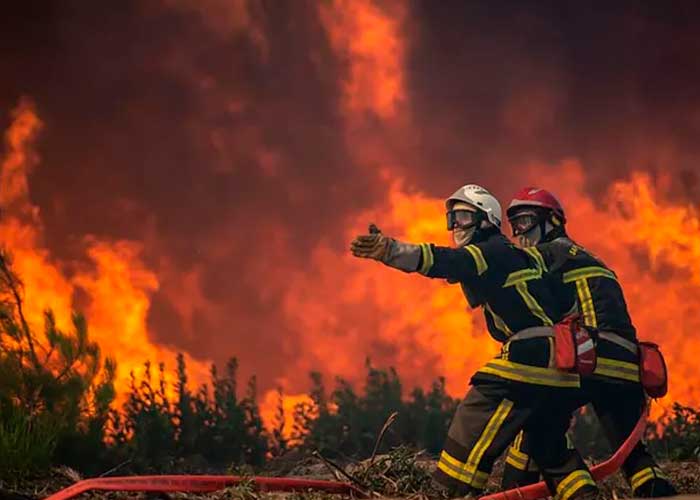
left=0, top=100, right=210, bottom=403
left=319, top=0, right=406, bottom=120
left=259, top=390, right=313, bottom=437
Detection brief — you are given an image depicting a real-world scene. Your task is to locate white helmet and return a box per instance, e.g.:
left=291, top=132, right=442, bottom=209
left=445, top=184, right=502, bottom=227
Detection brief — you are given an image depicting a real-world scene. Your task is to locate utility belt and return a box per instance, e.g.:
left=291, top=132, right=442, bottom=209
left=508, top=319, right=667, bottom=398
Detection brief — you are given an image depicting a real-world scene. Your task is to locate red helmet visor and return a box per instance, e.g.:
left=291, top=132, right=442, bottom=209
left=508, top=211, right=541, bottom=236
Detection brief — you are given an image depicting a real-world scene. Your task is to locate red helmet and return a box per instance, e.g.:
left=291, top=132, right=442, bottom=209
left=506, top=187, right=566, bottom=223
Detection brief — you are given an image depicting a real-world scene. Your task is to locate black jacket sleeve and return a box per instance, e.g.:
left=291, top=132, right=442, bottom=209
left=417, top=243, right=487, bottom=282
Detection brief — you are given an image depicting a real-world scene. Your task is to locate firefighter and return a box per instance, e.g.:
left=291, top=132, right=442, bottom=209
left=502, top=187, right=677, bottom=497
left=351, top=184, right=596, bottom=500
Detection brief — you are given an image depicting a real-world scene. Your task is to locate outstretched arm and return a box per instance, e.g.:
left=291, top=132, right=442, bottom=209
left=350, top=224, right=480, bottom=281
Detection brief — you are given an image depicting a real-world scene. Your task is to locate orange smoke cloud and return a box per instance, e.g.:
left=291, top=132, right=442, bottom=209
left=319, top=0, right=406, bottom=120
left=0, top=99, right=210, bottom=403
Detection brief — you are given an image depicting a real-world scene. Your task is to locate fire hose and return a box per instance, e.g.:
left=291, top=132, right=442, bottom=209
left=44, top=405, right=647, bottom=500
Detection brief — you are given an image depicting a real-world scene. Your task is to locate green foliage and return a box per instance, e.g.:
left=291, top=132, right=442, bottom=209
left=647, top=403, right=700, bottom=460
left=292, top=358, right=458, bottom=459
left=106, top=355, right=268, bottom=472
left=0, top=403, right=58, bottom=478
left=0, top=249, right=115, bottom=478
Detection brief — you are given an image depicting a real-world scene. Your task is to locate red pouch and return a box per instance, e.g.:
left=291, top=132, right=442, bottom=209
left=554, top=315, right=597, bottom=376
left=638, top=342, right=668, bottom=398
left=554, top=317, right=576, bottom=371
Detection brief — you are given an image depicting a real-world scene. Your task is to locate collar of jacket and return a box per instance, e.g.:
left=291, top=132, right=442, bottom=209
left=542, top=226, right=568, bottom=243
left=471, top=225, right=501, bottom=244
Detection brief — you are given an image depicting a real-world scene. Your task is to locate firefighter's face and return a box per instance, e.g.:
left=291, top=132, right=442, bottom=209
left=449, top=202, right=477, bottom=247
left=508, top=209, right=541, bottom=247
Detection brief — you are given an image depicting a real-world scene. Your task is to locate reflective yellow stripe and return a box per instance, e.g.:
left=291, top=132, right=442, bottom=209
left=418, top=243, right=434, bottom=275
left=574, top=278, right=597, bottom=328
left=440, top=450, right=464, bottom=469
left=593, top=357, right=640, bottom=382
left=485, top=303, right=513, bottom=336
left=465, top=399, right=513, bottom=474
left=630, top=466, right=666, bottom=491
left=437, top=459, right=489, bottom=489
left=506, top=452, right=528, bottom=470
left=437, top=399, right=513, bottom=488
left=515, top=281, right=553, bottom=326
left=556, top=470, right=596, bottom=500
left=465, top=244, right=488, bottom=275
left=504, top=267, right=542, bottom=287
left=562, top=266, right=617, bottom=283
left=506, top=436, right=531, bottom=471
left=524, top=247, right=547, bottom=272
left=478, top=359, right=580, bottom=387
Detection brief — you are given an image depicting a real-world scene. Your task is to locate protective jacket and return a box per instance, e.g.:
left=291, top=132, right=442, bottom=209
left=501, top=235, right=675, bottom=497
left=532, top=236, right=639, bottom=382
left=418, top=228, right=581, bottom=388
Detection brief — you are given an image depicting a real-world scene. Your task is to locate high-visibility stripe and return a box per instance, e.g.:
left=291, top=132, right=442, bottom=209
left=503, top=267, right=542, bottom=287
left=485, top=303, right=513, bottom=336
left=418, top=243, right=434, bottom=275
left=436, top=458, right=489, bottom=489
left=464, top=245, right=488, bottom=275
left=562, top=266, right=617, bottom=283
left=478, top=359, right=580, bottom=387
left=630, top=466, right=666, bottom=491
left=593, top=357, right=640, bottom=382
left=505, top=451, right=528, bottom=470
left=524, top=247, right=547, bottom=272
left=574, top=279, right=597, bottom=328
left=515, top=281, right=554, bottom=326
left=437, top=400, right=512, bottom=490
left=514, top=430, right=523, bottom=449
left=466, top=399, right=513, bottom=475
left=556, top=470, right=596, bottom=500
left=506, top=437, right=530, bottom=471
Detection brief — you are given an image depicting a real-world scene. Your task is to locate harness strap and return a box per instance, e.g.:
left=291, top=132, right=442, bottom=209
left=508, top=326, right=554, bottom=341
left=598, top=331, right=638, bottom=354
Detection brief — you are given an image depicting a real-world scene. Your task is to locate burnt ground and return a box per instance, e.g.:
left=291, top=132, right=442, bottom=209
left=2, top=456, right=699, bottom=500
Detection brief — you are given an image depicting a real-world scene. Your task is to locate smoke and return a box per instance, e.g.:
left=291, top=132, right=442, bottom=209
left=1, top=1, right=699, bottom=415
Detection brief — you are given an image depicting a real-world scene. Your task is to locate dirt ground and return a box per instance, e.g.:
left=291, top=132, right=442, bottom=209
left=3, top=459, right=699, bottom=500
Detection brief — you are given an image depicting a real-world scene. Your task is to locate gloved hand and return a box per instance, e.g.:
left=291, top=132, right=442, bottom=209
left=350, top=224, right=392, bottom=261
left=350, top=224, right=422, bottom=273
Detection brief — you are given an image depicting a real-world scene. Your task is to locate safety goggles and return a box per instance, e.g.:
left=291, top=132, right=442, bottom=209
left=446, top=209, right=480, bottom=230
left=508, top=210, right=542, bottom=236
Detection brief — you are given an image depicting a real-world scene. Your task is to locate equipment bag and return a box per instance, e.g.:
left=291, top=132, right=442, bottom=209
left=554, top=315, right=597, bottom=376
left=638, top=342, right=668, bottom=398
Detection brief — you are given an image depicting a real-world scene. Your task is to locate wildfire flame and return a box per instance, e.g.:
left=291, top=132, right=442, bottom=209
left=0, top=99, right=210, bottom=403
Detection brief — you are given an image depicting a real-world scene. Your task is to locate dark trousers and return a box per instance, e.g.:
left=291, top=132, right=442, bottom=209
left=433, top=382, right=595, bottom=498
left=502, top=378, right=669, bottom=494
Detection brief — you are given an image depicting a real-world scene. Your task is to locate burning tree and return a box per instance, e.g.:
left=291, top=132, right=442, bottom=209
left=0, top=248, right=116, bottom=477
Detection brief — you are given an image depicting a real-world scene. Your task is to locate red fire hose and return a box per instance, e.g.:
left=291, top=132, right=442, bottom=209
left=45, top=405, right=647, bottom=500
left=44, top=475, right=366, bottom=500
